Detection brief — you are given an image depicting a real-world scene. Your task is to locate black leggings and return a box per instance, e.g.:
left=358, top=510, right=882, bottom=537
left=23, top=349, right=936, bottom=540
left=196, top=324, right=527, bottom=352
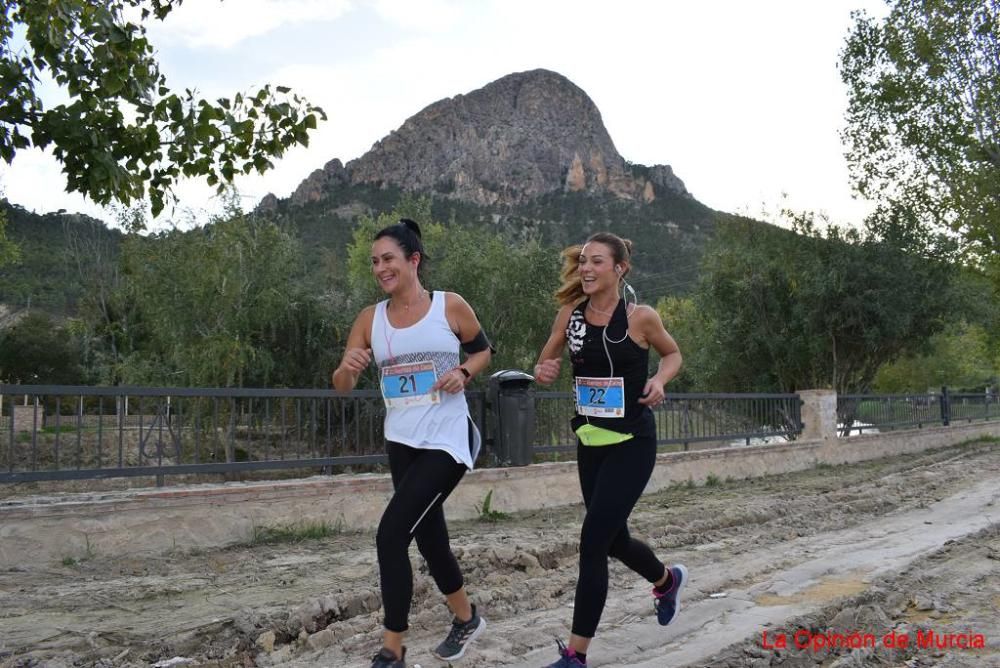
left=377, top=441, right=467, bottom=632
left=572, top=434, right=667, bottom=638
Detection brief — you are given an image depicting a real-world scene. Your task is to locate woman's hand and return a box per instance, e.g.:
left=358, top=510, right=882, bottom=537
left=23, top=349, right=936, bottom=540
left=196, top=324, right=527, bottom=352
left=338, top=347, right=372, bottom=375
left=332, top=307, right=375, bottom=391
left=433, top=368, right=468, bottom=394
left=534, top=358, right=561, bottom=385
left=638, top=378, right=665, bottom=407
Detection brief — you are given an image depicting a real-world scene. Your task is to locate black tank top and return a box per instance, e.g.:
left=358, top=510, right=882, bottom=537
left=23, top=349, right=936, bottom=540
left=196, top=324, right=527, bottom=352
left=566, top=298, right=655, bottom=438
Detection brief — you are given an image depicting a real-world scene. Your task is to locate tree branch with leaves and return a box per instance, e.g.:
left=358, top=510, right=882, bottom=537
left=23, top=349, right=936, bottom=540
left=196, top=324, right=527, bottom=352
left=0, top=0, right=326, bottom=216
left=840, top=0, right=999, bottom=262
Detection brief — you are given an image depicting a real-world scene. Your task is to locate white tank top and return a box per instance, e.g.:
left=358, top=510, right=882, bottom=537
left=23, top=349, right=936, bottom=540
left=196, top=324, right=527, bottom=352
left=371, top=291, right=481, bottom=469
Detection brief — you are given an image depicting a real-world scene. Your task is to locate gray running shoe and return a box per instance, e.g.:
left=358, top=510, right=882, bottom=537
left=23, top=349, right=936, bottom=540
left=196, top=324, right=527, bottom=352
left=433, top=604, right=486, bottom=661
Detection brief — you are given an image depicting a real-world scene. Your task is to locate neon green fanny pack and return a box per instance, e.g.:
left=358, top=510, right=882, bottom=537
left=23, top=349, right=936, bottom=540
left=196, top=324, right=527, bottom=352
left=575, top=424, right=634, bottom=447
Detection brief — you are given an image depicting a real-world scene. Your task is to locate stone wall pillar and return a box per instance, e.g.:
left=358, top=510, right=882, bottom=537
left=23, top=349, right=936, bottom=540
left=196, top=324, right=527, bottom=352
left=799, top=389, right=837, bottom=442
left=12, top=403, right=41, bottom=433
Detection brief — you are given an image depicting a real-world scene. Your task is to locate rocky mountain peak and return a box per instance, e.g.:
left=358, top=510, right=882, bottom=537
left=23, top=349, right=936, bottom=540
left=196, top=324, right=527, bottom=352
left=287, top=69, right=690, bottom=208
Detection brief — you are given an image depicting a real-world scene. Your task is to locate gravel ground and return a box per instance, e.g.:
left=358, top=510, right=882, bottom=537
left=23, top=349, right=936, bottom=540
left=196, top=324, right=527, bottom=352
left=1, top=439, right=997, bottom=668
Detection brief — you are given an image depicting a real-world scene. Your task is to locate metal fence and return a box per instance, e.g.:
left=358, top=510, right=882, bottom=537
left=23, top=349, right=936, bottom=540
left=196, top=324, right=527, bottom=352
left=2, top=384, right=800, bottom=484
left=1, top=386, right=400, bottom=483
left=949, top=392, right=1000, bottom=423
left=837, top=390, right=1000, bottom=436
left=5, top=384, right=997, bottom=484
left=533, top=392, right=802, bottom=453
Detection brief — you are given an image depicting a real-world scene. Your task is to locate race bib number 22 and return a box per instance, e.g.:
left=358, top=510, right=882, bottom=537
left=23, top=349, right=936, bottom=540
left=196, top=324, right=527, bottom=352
left=575, top=376, right=625, bottom=418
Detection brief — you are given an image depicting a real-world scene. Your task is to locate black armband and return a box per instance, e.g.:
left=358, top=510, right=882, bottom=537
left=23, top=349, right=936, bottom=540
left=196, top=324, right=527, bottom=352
left=461, top=329, right=495, bottom=354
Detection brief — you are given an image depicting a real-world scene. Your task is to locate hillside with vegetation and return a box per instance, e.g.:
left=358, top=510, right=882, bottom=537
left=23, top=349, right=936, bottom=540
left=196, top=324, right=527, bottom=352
left=2, top=60, right=997, bottom=393
left=0, top=200, right=122, bottom=315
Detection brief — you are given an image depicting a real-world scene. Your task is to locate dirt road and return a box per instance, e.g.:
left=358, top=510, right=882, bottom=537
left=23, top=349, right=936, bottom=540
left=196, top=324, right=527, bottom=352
left=2, top=439, right=998, bottom=668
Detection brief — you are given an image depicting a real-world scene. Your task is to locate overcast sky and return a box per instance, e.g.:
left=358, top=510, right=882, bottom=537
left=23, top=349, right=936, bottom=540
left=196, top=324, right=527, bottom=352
left=0, top=0, right=888, bottom=229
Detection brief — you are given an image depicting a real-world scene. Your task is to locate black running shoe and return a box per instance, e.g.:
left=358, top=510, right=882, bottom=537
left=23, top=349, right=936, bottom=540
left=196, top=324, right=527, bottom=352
left=433, top=604, right=486, bottom=661
left=370, top=646, right=406, bottom=668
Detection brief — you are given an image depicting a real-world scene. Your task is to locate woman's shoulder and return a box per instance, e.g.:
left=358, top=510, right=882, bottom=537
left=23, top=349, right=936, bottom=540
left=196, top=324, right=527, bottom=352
left=629, top=303, right=658, bottom=317
left=559, top=300, right=583, bottom=321
left=441, top=291, right=472, bottom=311
left=345, top=305, right=378, bottom=346
left=629, top=303, right=664, bottom=328
left=553, top=302, right=584, bottom=336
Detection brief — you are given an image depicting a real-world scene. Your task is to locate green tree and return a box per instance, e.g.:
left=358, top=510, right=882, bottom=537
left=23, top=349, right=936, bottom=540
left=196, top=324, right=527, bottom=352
left=874, top=321, right=999, bottom=392
left=841, top=0, right=999, bottom=264
left=654, top=295, right=704, bottom=392
left=63, top=212, right=138, bottom=383
left=0, top=205, right=19, bottom=267
left=111, top=201, right=335, bottom=387
left=1, top=1, right=325, bottom=216
left=0, top=311, right=83, bottom=384
left=690, top=212, right=961, bottom=394
left=432, top=225, right=555, bottom=373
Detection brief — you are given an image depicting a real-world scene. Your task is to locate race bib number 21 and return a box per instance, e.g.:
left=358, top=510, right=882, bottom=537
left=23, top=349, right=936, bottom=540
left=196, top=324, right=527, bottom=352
left=381, top=361, right=440, bottom=408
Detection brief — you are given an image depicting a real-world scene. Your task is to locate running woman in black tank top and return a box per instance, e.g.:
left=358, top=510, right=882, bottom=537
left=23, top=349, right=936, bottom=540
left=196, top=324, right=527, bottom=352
left=534, top=232, right=687, bottom=668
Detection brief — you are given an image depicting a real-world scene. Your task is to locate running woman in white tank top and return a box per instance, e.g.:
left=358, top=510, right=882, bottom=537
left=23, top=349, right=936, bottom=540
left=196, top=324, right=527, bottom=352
left=371, top=292, right=482, bottom=469
left=332, top=219, right=492, bottom=668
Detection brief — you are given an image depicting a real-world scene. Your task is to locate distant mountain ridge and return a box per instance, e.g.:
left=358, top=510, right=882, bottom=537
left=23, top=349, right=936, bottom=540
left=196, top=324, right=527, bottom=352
left=268, top=69, right=692, bottom=211
left=3, top=71, right=719, bottom=319
left=0, top=200, right=121, bottom=315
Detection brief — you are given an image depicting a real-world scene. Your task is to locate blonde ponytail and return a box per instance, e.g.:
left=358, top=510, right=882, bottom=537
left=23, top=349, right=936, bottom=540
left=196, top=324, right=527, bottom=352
left=554, top=243, right=585, bottom=306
